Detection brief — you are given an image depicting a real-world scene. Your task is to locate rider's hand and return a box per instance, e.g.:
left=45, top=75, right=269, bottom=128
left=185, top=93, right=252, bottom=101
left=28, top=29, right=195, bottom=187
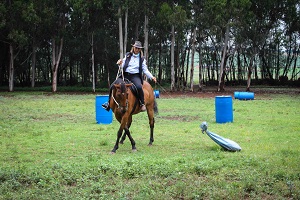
left=152, top=77, right=157, bottom=83
left=116, top=59, right=123, bottom=65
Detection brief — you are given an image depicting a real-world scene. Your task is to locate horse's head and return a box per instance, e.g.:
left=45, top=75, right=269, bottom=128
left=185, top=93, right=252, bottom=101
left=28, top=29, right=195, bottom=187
left=113, top=82, right=133, bottom=114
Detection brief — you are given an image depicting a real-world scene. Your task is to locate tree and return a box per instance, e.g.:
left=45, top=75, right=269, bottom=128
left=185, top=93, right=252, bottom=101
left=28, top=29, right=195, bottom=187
left=157, top=2, right=187, bottom=91
left=0, top=0, right=299, bottom=91
left=190, top=28, right=196, bottom=92
left=4, top=0, right=30, bottom=91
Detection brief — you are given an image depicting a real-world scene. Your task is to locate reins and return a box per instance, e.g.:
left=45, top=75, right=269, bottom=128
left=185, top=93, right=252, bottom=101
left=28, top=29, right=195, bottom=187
left=154, top=81, right=173, bottom=98
left=112, top=65, right=129, bottom=111
left=116, top=64, right=124, bottom=81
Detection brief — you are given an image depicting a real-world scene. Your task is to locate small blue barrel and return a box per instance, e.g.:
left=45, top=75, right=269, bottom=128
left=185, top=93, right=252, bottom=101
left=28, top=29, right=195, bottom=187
left=95, top=95, right=113, bottom=124
left=154, top=90, right=160, bottom=98
left=215, top=96, right=233, bottom=123
left=234, top=92, right=254, bottom=100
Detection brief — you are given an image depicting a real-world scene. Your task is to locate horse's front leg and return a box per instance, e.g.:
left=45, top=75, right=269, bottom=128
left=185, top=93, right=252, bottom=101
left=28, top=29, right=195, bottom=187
left=120, top=132, right=126, bottom=144
left=111, top=115, right=129, bottom=154
left=111, top=127, right=123, bottom=154
left=120, top=115, right=132, bottom=144
left=124, top=128, right=136, bottom=151
left=120, top=116, right=136, bottom=151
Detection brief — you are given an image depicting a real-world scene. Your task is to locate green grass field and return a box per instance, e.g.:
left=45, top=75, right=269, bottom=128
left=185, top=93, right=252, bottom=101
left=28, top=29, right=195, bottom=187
left=0, top=90, right=299, bottom=199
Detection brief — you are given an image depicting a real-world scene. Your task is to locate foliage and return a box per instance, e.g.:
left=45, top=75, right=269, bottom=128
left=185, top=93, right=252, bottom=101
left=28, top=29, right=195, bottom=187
left=0, top=0, right=299, bottom=90
left=0, top=90, right=300, bottom=199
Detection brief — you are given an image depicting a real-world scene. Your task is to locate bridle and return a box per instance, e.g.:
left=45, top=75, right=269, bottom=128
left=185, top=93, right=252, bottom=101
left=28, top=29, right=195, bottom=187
left=112, top=82, right=129, bottom=112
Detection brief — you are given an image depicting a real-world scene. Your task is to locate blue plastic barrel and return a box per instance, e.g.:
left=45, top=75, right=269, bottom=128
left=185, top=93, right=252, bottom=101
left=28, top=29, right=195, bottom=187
left=95, top=95, right=113, bottom=124
left=234, top=92, right=254, bottom=100
left=215, top=96, right=233, bottom=123
left=154, top=90, right=160, bottom=98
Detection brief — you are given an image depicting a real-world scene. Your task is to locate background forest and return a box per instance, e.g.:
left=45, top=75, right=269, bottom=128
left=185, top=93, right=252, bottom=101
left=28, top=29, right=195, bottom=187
left=0, top=0, right=299, bottom=92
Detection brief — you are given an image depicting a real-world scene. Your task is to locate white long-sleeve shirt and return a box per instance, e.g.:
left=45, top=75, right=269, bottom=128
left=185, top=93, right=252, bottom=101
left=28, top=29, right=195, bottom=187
left=121, top=53, right=154, bottom=79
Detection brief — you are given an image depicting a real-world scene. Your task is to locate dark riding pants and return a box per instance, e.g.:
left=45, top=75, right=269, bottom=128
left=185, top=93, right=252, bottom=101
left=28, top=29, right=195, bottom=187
left=124, top=73, right=144, bottom=105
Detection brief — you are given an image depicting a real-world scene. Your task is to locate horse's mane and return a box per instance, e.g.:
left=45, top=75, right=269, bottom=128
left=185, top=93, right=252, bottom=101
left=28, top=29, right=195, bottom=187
left=113, top=78, right=138, bottom=96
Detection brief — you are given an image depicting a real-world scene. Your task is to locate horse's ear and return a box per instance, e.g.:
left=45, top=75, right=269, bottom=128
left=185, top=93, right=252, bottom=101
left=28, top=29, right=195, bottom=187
left=125, top=83, right=133, bottom=88
left=114, top=84, right=121, bottom=89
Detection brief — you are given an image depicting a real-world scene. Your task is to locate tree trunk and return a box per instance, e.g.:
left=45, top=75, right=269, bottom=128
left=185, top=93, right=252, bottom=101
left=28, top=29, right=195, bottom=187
left=180, top=46, right=186, bottom=89
left=170, top=25, right=175, bottom=91
left=51, top=37, right=63, bottom=92
left=144, top=14, right=149, bottom=61
left=176, top=41, right=180, bottom=89
left=91, top=32, right=95, bottom=92
left=190, top=28, right=196, bottom=92
left=237, top=50, right=242, bottom=82
left=282, top=37, right=292, bottom=77
left=123, top=8, right=128, bottom=55
left=275, top=41, right=280, bottom=80
left=105, top=41, right=111, bottom=87
left=218, top=24, right=229, bottom=92
left=198, top=44, right=203, bottom=91
left=185, top=45, right=190, bottom=88
left=134, top=21, right=139, bottom=41
left=31, top=44, right=37, bottom=88
left=158, top=40, right=162, bottom=83
left=118, top=7, right=123, bottom=59
left=8, top=44, right=14, bottom=92
left=291, top=46, right=299, bottom=80
left=246, top=55, right=254, bottom=91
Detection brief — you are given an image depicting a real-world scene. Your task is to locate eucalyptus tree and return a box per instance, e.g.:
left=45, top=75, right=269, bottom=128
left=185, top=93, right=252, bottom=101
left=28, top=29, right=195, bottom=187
left=68, top=0, right=106, bottom=91
left=115, top=0, right=144, bottom=57
left=190, top=0, right=207, bottom=91
left=143, top=0, right=157, bottom=62
left=234, top=0, right=287, bottom=90
left=0, top=2, right=4, bottom=28
left=203, top=0, right=252, bottom=91
left=24, top=0, right=52, bottom=88
left=156, top=2, right=187, bottom=91
left=41, top=1, right=71, bottom=92
left=280, top=0, right=300, bottom=80
left=0, top=1, right=7, bottom=86
left=152, top=3, right=172, bottom=83
left=6, top=0, right=71, bottom=91
left=3, top=0, right=32, bottom=91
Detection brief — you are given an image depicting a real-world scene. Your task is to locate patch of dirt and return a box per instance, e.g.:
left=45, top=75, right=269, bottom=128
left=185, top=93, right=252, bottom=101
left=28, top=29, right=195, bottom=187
left=156, top=86, right=300, bottom=99
left=159, top=115, right=199, bottom=122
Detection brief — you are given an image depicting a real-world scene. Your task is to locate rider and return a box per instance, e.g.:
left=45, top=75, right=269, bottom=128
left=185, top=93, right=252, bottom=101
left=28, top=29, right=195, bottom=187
left=102, top=41, right=157, bottom=112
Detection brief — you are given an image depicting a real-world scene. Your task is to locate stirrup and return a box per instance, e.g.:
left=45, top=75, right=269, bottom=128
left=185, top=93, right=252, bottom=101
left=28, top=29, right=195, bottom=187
left=102, top=102, right=110, bottom=111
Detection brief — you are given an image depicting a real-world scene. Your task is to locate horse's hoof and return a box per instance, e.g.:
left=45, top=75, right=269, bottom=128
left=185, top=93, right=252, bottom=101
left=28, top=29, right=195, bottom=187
left=148, top=143, right=153, bottom=146
left=110, top=151, right=116, bottom=155
left=132, top=149, right=137, bottom=152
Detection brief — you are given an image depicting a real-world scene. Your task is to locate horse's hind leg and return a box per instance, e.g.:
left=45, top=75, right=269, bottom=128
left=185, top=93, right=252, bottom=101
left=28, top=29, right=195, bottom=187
left=147, top=109, right=155, bottom=146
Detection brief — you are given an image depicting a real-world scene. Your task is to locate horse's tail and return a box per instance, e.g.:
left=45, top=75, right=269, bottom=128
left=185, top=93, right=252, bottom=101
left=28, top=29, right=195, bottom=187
left=154, top=99, right=158, bottom=114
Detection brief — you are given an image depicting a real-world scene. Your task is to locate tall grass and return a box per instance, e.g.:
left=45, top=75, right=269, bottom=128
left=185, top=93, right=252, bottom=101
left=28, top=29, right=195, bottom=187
left=0, top=91, right=299, bottom=199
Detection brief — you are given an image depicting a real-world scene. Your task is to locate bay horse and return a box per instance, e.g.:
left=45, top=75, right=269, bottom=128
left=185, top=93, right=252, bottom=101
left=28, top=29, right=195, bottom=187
left=109, top=78, right=158, bottom=154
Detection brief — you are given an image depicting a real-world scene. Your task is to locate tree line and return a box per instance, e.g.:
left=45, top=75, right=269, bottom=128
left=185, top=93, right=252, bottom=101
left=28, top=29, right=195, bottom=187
left=0, top=0, right=299, bottom=92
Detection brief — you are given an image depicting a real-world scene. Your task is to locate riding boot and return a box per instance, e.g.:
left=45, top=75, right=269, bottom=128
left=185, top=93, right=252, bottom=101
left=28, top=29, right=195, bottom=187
left=102, top=88, right=112, bottom=112
left=138, top=88, right=146, bottom=112
left=102, top=101, right=110, bottom=111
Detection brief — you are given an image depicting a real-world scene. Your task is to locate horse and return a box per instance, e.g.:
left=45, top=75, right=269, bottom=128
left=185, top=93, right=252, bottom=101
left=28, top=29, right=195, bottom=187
left=109, top=78, right=158, bottom=154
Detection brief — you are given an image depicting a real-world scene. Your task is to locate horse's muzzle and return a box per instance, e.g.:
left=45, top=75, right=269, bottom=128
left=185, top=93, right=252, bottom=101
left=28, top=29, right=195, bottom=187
left=120, top=106, right=127, bottom=114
